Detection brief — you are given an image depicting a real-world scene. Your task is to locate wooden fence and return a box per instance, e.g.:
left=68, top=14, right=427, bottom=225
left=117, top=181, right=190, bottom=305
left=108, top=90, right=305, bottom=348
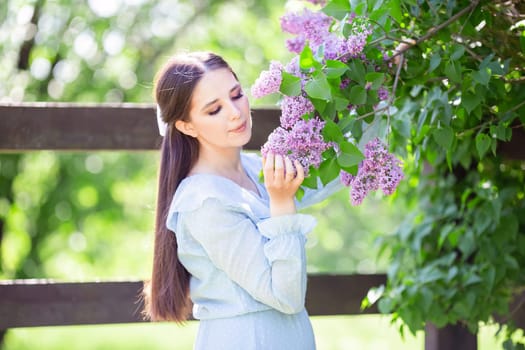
left=1, top=103, right=523, bottom=349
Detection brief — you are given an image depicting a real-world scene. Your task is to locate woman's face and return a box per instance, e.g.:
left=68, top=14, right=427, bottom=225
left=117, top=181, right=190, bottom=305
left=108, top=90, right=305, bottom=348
left=176, top=68, right=252, bottom=151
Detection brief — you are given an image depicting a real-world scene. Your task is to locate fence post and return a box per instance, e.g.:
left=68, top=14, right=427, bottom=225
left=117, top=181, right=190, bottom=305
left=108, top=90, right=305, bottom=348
left=425, top=323, right=477, bottom=350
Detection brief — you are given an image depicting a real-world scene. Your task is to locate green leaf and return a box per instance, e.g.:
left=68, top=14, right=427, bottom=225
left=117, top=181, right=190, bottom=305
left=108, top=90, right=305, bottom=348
left=387, top=0, right=403, bottom=23
left=392, top=118, right=411, bottom=138
left=429, top=53, right=441, bottom=72
left=432, top=127, right=454, bottom=150
left=365, top=72, right=385, bottom=90
left=322, top=119, right=344, bottom=142
left=279, top=72, right=301, bottom=96
left=353, top=1, right=366, bottom=15
left=347, top=59, right=366, bottom=85
left=334, top=96, right=350, bottom=111
left=302, top=168, right=319, bottom=189
left=458, top=230, right=476, bottom=259
left=310, top=98, right=327, bottom=114
left=464, top=273, right=482, bottom=286
left=475, top=133, right=491, bottom=159
left=438, top=224, right=454, bottom=250
left=419, top=266, right=444, bottom=284
left=378, top=297, right=393, bottom=314
left=348, top=85, right=367, bottom=105
left=322, top=0, right=351, bottom=20
left=491, top=123, right=510, bottom=141
left=505, top=256, right=519, bottom=270
left=473, top=68, right=490, bottom=86
left=461, top=92, right=481, bottom=114
left=450, top=44, right=465, bottom=61
left=318, top=157, right=340, bottom=185
left=444, top=60, right=462, bottom=83
left=337, top=141, right=364, bottom=167
left=300, top=45, right=316, bottom=70
left=304, top=72, right=332, bottom=101
left=325, top=60, right=349, bottom=78
left=295, top=187, right=305, bottom=201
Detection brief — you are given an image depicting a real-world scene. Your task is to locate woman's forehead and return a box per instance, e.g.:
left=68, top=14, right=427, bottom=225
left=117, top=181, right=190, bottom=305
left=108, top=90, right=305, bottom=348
left=192, top=68, right=239, bottom=103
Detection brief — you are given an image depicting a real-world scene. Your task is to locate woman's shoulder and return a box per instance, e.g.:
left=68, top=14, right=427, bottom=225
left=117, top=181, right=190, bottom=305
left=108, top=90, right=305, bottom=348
left=167, top=152, right=263, bottom=220
left=169, top=174, right=244, bottom=214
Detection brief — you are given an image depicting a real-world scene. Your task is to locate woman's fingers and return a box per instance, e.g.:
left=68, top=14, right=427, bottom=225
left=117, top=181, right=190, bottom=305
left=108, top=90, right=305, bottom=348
left=264, top=153, right=304, bottom=187
left=284, top=156, right=295, bottom=180
left=293, top=160, right=304, bottom=184
left=273, top=154, right=285, bottom=181
left=263, top=152, right=275, bottom=182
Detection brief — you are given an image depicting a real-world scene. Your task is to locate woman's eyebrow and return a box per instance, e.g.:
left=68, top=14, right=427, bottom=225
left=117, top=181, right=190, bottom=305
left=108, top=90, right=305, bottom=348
left=230, top=83, right=241, bottom=92
left=202, top=99, right=218, bottom=112
left=201, top=84, right=241, bottom=111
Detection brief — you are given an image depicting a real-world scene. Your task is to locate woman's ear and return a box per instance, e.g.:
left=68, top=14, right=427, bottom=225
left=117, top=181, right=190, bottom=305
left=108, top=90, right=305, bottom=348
left=175, top=120, right=198, bottom=138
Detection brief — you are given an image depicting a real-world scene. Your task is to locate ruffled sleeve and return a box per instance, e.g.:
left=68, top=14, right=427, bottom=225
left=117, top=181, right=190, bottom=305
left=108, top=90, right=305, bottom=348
left=173, top=193, right=316, bottom=314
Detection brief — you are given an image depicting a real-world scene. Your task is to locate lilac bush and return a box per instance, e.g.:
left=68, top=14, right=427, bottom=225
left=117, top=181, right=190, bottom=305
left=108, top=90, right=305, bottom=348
left=253, top=0, right=404, bottom=205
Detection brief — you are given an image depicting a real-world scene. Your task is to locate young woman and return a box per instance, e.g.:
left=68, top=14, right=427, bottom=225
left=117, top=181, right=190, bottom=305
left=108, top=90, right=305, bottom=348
left=144, top=51, right=341, bottom=349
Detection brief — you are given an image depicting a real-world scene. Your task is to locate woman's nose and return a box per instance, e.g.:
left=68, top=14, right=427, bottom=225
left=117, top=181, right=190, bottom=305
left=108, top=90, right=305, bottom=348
left=228, top=101, right=241, bottom=120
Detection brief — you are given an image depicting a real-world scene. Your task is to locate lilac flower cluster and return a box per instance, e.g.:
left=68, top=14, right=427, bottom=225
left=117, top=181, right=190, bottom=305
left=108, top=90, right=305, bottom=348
left=261, top=118, right=330, bottom=175
left=340, top=138, right=403, bottom=205
left=250, top=61, right=284, bottom=98
left=280, top=7, right=371, bottom=60
left=280, top=95, right=315, bottom=128
left=280, top=9, right=332, bottom=53
left=250, top=1, right=402, bottom=202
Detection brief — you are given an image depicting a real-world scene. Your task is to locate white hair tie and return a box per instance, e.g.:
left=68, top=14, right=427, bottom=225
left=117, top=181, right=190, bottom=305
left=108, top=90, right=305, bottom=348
left=156, top=105, right=168, bottom=137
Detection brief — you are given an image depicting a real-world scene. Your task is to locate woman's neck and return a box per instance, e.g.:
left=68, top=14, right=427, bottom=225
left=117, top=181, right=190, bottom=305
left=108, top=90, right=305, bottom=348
left=190, top=146, right=259, bottom=195
left=191, top=147, right=244, bottom=178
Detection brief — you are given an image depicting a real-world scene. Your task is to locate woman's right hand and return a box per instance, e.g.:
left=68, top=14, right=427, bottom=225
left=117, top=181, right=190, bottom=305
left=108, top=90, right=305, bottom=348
left=262, top=153, right=304, bottom=216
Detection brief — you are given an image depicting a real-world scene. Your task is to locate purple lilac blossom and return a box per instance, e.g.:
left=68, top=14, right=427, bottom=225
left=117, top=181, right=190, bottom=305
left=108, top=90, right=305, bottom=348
left=345, top=33, right=369, bottom=57
left=340, top=78, right=350, bottom=90
left=340, top=170, right=354, bottom=186
left=261, top=118, right=330, bottom=175
left=378, top=87, right=389, bottom=101
left=286, top=36, right=306, bottom=54
left=285, top=56, right=300, bottom=75
left=280, top=9, right=332, bottom=52
left=250, top=61, right=283, bottom=98
left=340, top=138, right=403, bottom=205
left=280, top=95, right=315, bottom=128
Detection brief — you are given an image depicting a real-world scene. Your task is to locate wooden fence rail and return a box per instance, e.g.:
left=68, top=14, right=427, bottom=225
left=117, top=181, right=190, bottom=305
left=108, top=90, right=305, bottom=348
left=2, top=102, right=523, bottom=349
left=0, top=274, right=386, bottom=329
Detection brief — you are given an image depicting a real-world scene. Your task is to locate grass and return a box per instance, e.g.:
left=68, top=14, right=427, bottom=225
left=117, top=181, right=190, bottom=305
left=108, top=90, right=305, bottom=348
left=3, top=315, right=506, bottom=350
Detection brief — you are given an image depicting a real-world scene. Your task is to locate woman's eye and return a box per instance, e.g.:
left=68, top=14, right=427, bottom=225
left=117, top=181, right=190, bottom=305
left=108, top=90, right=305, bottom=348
left=208, top=106, right=221, bottom=115
left=232, top=91, right=244, bottom=100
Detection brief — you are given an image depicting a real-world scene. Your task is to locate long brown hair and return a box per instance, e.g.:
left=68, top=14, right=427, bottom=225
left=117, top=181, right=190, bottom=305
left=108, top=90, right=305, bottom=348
left=143, top=52, right=236, bottom=322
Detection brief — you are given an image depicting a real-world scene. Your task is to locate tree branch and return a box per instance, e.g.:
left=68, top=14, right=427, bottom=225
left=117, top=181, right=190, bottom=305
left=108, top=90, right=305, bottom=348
left=388, top=0, right=481, bottom=62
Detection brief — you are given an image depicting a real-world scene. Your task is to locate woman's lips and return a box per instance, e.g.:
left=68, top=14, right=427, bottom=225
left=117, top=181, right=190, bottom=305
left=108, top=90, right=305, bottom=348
left=230, top=121, right=247, bottom=133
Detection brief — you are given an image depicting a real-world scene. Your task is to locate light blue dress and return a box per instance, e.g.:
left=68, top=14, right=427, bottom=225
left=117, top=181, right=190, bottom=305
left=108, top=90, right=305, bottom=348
left=166, top=152, right=343, bottom=350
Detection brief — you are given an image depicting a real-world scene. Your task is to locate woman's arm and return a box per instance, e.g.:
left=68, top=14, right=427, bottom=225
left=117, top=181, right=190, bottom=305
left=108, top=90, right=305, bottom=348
left=179, top=198, right=316, bottom=314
